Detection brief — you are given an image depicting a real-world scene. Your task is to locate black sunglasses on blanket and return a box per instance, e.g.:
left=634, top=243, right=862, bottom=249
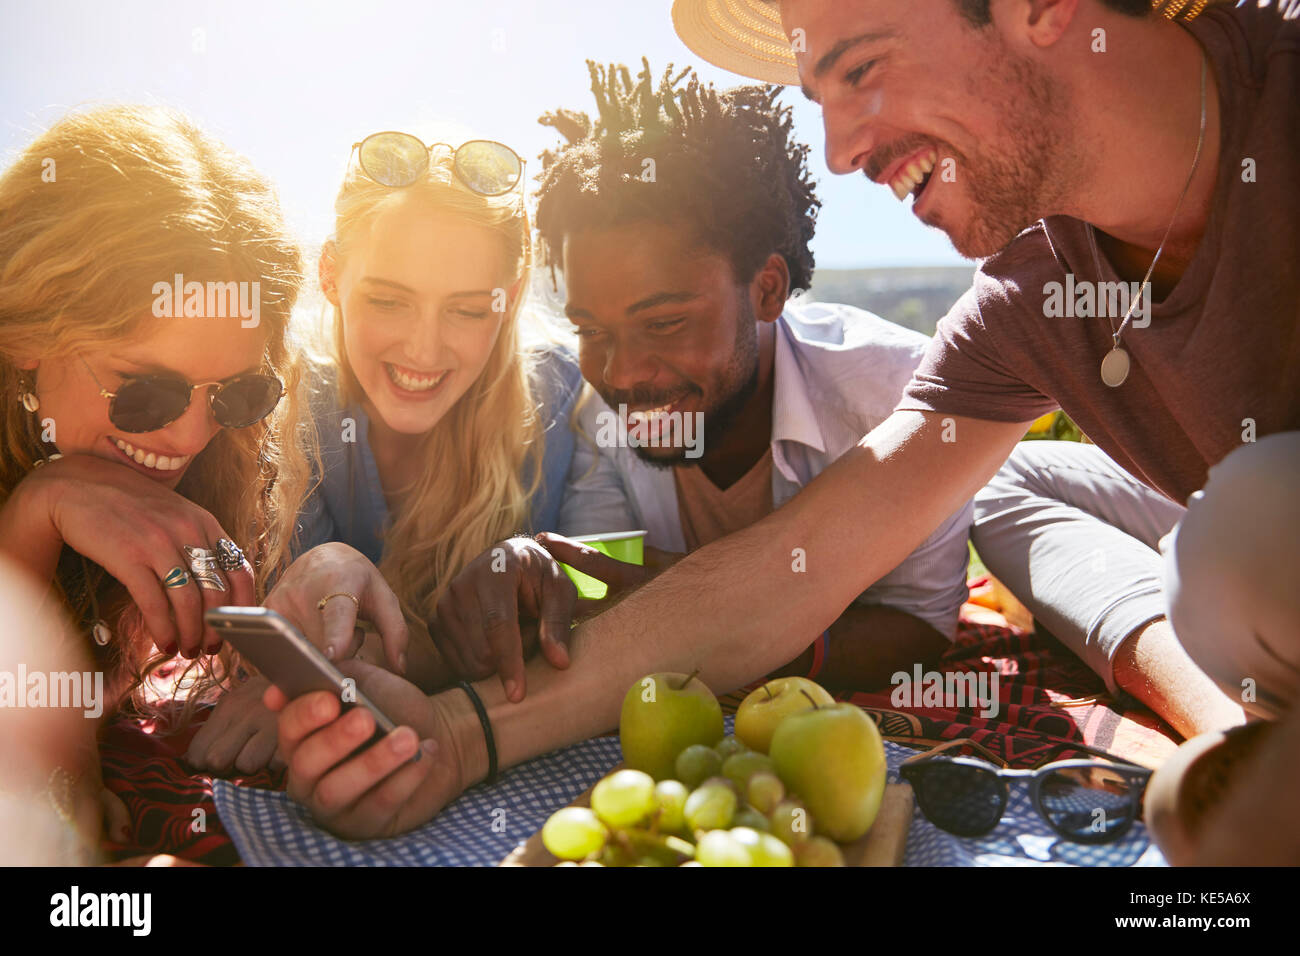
left=899, top=739, right=1153, bottom=844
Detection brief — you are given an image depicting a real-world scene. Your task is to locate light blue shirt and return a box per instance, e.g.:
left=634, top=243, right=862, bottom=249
left=557, top=301, right=973, bottom=638
left=296, top=346, right=585, bottom=565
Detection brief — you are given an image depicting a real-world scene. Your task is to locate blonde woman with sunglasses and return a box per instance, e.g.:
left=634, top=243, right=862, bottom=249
left=0, top=104, right=316, bottom=664
left=0, top=105, right=335, bottom=841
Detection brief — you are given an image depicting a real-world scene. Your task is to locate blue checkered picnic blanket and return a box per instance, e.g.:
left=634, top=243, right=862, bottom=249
left=213, top=722, right=1167, bottom=867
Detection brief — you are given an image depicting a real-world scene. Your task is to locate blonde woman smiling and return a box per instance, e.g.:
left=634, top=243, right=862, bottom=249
left=0, top=105, right=412, bottom=787
left=0, top=106, right=394, bottom=828
left=0, top=105, right=308, bottom=679
left=186, top=132, right=585, bottom=772
left=307, top=130, right=582, bottom=674
left=313, top=131, right=584, bottom=673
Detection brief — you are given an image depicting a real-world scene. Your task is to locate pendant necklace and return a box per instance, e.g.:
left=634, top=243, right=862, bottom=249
left=1101, top=49, right=1207, bottom=388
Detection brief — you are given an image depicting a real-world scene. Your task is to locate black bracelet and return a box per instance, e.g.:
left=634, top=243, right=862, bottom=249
left=456, top=681, right=498, bottom=786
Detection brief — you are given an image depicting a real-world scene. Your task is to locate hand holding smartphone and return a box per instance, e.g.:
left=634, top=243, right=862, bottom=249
left=205, top=606, right=398, bottom=752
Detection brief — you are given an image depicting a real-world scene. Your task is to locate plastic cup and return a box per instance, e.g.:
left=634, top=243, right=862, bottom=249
left=558, top=530, right=647, bottom=600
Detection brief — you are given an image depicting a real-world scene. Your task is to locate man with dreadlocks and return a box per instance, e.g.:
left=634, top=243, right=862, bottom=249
left=541, top=61, right=975, bottom=685
left=423, top=60, right=972, bottom=693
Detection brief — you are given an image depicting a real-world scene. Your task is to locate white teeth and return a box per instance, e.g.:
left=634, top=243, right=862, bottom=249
left=386, top=363, right=447, bottom=392
left=889, top=150, right=940, bottom=202
left=628, top=403, right=673, bottom=424
left=112, top=438, right=188, bottom=472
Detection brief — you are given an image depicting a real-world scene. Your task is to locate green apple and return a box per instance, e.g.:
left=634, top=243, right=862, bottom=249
left=769, top=700, right=886, bottom=843
left=619, top=671, right=724, bottom=780
left=734, top=677, right=836, bottom=753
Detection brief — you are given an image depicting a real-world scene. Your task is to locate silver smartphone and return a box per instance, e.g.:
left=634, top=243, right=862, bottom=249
left=205, top=606, right=398, bottom=749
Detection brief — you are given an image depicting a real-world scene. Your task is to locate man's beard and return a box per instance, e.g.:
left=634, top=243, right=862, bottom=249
left=602, top=297, right=762, bottom=470
left=683, top=342, right=761, bottom=471
left=930, top=47, right=1078, bottom=258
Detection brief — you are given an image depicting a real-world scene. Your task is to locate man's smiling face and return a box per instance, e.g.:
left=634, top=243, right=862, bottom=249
left=781, top=0, right=1077, bottom=257
left=562, top=221, right=762, bottom=468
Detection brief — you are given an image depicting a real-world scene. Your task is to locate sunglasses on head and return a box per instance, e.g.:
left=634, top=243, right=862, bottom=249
left=899, top=739, right=1153, bottom=845
left=82, top=358, right=284, bottom=434
left=351, top=131, right=525, bottom=196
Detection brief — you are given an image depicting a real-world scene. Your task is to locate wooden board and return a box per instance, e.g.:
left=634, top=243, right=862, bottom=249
left=500, top=781, right=914, bottom=867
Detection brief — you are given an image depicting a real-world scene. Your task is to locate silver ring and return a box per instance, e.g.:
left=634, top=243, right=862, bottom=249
left=215, top=538, right=245, bottom=573
left=184, top=546, right=227, bottom=592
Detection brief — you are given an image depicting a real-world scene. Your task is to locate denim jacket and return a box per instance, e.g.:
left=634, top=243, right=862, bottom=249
left=295, top=345, right=584, bottom=565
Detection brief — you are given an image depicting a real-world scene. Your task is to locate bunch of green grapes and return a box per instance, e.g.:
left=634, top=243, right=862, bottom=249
left=542, top=736, right=845, bottom=867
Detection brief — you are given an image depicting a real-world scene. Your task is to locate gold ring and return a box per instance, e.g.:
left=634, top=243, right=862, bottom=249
left=317, top=592, right=360, bottom=612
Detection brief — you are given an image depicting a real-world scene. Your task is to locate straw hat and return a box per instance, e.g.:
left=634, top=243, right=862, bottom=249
left=670, top=0, right=800, bottom=86
left=670, top=0, right=1244, bottom=88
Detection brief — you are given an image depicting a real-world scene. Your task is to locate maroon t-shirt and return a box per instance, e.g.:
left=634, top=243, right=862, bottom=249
left=898, top=4, right=1299, bottom=505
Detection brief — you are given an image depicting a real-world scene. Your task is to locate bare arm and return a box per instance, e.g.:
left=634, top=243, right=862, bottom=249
left=0, top=556, right=132, bottom=861
left=272, top=411, right=1032, bottom=836
left=0, top=479, right=64, bottom=585
left=450, top=411, right=1030, bottom=776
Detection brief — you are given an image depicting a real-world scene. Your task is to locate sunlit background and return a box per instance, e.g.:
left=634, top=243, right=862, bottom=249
left=1, top=0, right=975, bottom=328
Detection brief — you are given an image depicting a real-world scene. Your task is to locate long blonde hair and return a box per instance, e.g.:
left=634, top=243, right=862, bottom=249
left=0, top=104, right=311, bottom=718
left=324, top=150, right=544, bottom=622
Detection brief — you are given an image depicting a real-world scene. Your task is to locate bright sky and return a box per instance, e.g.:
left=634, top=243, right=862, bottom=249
left=0, top=0, right=971, bottom=270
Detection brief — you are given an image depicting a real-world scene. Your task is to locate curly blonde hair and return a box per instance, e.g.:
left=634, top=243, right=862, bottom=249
left=0, top=104, right=312, bottom=722
left=321, top=146, right=544, bottom=622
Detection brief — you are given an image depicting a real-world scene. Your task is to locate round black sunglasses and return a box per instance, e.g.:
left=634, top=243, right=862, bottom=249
left=899, top=739, right=1153, bottom=845
left=83, top=358, right=283, bottom=434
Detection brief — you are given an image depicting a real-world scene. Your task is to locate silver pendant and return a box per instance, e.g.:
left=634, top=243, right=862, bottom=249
left=1101, top=347, right=1131, bottom=388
